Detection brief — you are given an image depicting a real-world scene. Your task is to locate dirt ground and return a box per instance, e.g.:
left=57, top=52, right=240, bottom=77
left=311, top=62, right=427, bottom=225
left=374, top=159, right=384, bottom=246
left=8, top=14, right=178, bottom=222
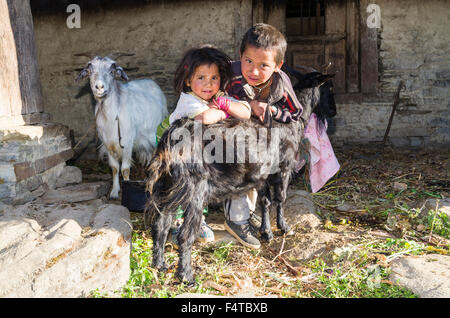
left=75, top=142, right=449, bottom=297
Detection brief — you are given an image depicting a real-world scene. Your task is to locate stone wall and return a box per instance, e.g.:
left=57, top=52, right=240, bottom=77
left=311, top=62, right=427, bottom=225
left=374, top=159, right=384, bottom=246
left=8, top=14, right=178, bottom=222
left=31, top=0, right=449, bottom=147
left=330, top=0, right=450, bottom=147
left=32, top=0, right=252, bottom=139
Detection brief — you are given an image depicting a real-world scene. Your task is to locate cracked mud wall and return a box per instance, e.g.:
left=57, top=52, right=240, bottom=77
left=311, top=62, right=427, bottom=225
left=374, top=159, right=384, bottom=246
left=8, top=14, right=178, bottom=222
left=32, top=0, right=252, bottom=140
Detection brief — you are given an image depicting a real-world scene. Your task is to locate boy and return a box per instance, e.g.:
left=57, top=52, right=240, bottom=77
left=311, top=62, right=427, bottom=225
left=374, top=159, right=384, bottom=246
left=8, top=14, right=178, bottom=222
left=224, top=23, right=304, bottom=249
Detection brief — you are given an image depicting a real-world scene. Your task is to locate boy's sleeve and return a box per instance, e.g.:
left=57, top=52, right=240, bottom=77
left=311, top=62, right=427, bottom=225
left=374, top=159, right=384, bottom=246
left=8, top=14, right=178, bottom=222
left=272, top=71, right=303, bottom=122
left=226, top=80, right=250, bottom=103
left=271, top=106, right=294, bottom=123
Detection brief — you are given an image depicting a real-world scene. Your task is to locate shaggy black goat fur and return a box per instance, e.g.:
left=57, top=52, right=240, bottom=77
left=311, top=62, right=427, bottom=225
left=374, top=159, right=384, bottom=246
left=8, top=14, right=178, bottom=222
left=145, top=70, right=336, bottom=284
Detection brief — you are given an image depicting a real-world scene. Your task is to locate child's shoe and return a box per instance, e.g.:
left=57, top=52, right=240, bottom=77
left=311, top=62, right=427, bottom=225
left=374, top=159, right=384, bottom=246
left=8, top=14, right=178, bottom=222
left=170, top=216, right=215, bottom=245
left=197, top=217, right=215, bottom=243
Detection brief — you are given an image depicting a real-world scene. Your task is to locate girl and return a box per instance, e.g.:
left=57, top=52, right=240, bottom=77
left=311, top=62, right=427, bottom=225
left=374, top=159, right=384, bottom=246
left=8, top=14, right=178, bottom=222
left=170, top=45, right=251, bottom=125
left=159, top=46, right=251, bottom=244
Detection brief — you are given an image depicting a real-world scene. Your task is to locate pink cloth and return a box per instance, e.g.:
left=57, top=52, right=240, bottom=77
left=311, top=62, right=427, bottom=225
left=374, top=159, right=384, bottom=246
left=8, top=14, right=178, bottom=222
left=303, top=113, right=340, bottom=193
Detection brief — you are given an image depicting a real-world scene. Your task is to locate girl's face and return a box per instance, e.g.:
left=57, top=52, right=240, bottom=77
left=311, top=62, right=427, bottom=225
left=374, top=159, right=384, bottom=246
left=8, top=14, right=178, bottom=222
left=186, top=63, right=220, bottom=101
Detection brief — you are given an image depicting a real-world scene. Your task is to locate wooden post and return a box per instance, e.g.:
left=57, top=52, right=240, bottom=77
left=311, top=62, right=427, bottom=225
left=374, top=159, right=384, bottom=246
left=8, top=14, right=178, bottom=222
left=360, top=0, right=379, bottom=94
left=0, top=0, right=43, bottom=119
left=325, top=1, right=346, bottom=94
left=346, top=0, right=360, bottom=93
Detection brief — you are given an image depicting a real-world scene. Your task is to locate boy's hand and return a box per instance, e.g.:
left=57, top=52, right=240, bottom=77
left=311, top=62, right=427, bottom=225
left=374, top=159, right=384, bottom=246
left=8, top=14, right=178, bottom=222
left=250, top=100, right=268, bottom=122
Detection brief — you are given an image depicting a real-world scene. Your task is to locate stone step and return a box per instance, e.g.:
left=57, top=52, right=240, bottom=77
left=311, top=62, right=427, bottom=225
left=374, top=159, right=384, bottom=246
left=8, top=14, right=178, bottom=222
left=0, top=123, right=70, bottom=143
left=0, top=135, right=71, bottom=163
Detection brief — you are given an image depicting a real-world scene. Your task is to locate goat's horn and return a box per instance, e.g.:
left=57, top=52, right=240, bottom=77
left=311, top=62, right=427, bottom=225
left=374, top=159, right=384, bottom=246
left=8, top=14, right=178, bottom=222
left=321, top=62, right=332, bottom=73
left=74, top=52, right=98, bottom=59
left=294, top=64, right=318, bottom=73
left=107, top=52, right=135, bottom=60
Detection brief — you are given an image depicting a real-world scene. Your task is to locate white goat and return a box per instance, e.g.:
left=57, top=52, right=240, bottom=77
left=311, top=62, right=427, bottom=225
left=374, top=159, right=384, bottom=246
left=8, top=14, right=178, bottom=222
left=77, top=54, right=168, bottom=199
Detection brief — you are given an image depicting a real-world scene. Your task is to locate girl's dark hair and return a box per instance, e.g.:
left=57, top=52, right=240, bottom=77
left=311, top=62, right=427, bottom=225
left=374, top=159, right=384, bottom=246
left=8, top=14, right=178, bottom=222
left=240, top=23, right=287, bottom=65
left=174, top=45, right=232, bottom=94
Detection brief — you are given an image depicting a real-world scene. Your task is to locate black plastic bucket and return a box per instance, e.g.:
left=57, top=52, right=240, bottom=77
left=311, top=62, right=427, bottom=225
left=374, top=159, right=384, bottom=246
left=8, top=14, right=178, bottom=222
left=121, top=180, right=149, bottom=212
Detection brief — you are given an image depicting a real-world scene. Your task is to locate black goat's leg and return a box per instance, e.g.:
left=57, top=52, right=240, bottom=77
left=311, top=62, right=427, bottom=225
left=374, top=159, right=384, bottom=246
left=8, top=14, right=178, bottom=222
left=176, top=196, right=203, bottom=285
left=258, top=183, right=273, bottom=242
left=273, top=171, right=291, bottom=234
left=151, top=212, right=173, bottom=271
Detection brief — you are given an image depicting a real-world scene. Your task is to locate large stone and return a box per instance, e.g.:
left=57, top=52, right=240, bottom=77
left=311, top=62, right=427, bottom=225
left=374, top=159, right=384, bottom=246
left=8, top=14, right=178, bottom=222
left=284, top=189, right=322, bottom=230
left=0, top=123, right=74, bottom=204
left=0, top=202, right=132, bottom=297
left=389, top=255, right=450, bottom=298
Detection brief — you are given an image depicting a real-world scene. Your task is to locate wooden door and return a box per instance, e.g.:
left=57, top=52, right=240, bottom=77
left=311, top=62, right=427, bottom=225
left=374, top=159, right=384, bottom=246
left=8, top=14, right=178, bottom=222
left=285, top=0, right=360, bottom=95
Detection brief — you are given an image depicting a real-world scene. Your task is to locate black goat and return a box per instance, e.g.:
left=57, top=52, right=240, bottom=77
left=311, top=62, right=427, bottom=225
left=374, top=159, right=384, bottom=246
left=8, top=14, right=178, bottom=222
left=145, top=69, right=336, bottom=284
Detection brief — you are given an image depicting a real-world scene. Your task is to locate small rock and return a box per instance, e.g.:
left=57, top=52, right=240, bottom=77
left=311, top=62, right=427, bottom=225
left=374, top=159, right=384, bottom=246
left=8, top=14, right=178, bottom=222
left=336, top=202, right=357, bottom=212
left=393, top=182, right=408, bottom=192
left=55, top=165, right=82, bottom=188
left=38, top=181, right=110, bottom=204
left=416, top=224, right=425, bottom=232
left=423, top=198, right=450, bottom=218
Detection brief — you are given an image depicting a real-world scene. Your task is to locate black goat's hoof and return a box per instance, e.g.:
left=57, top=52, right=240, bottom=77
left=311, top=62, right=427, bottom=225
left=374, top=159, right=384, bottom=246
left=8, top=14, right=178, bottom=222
left=152, top=261, right=168, bottom=273
left=280, top=224, right=291, bottom=235
left=260, top=232, right=273, bottom=242
left=176, top=271, right=195, bottom=287
left=159, top=265, right=168, bottom=273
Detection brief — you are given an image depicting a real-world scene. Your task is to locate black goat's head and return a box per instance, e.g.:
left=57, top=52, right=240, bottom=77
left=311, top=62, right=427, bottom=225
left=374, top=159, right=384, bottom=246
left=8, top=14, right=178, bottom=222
left=282, top=65, right=337, bottom=131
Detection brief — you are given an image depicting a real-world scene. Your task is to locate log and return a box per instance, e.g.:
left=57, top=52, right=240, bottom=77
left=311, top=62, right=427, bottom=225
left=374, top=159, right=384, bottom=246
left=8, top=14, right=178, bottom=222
left=0, top=0, right=43, bottom=117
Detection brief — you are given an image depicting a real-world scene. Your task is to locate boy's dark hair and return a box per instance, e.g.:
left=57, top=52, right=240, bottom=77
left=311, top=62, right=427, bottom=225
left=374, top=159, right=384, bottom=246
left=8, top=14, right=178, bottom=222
left=174, top=45, right=232, bottom=94
left=240, top=23, right=287, bottom=65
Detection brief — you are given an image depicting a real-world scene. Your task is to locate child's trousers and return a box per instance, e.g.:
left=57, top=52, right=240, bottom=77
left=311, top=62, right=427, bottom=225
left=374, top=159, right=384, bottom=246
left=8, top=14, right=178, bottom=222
left=224, top=188, right=258, bottom=224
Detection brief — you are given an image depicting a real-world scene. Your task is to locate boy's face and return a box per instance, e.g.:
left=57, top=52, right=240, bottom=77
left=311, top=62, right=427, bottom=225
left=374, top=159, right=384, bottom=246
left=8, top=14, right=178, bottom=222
left=186, top=63, right=221, bottom=101
left=240, top=45, right=283, bottom=87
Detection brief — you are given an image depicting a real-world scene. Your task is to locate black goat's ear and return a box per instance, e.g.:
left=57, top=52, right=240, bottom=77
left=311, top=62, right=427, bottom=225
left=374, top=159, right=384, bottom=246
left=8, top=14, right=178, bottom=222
left=318, top=74, right=335, bottom=86
left=282, top=64, right=305, bottom=80
left=76, top=67, right=89, bottom=82
left=115, top=66, right=129, bottom=81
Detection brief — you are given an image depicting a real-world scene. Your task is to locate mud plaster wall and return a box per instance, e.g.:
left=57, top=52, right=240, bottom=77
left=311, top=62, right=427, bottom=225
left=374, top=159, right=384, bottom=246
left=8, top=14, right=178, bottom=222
left=330, top=0, right=450, bottom=147
left=32, top=0, right=252, bottom=139
left=32, top=0, right=449, bottom=147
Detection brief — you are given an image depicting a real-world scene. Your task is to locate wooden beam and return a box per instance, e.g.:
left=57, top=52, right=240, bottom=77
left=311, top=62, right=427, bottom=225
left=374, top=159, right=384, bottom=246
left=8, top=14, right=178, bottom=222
left=252, top=0, right=264, bottom=25
left=325, top=1, right=346, bottom=94
left=360, top=0, right=379, bottom=94
left=346, top=0, right=360, bottom=93
left=0, top=0, right=43, bottom=118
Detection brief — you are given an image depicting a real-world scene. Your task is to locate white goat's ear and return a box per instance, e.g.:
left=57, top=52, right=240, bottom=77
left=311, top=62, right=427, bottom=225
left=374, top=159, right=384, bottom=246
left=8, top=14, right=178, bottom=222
left=114, top=66, right=129, bottom=81
left=76, top=67, right=89, bottom=82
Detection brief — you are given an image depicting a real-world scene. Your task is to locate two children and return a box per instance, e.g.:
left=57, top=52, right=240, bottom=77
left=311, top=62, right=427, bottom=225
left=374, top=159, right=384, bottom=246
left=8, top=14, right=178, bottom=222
left=165, top=24, right=307, bottom=249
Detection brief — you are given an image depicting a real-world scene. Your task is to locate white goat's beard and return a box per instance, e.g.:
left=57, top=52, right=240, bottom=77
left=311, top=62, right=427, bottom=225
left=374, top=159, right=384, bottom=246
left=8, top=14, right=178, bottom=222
left=94, top=91, right=107, bottom=98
